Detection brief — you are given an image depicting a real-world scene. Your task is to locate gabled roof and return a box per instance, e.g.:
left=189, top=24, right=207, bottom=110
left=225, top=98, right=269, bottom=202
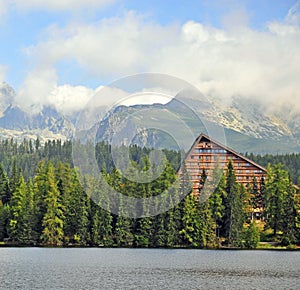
left=185, top=133, right=267, bottom=172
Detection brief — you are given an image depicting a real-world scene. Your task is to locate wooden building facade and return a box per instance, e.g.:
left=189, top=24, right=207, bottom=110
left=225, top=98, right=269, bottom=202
left=183, top=133, right=266, bottom=193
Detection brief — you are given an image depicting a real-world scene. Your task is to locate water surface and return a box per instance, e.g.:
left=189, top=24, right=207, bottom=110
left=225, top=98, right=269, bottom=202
left=1, top=248, right=299, bottom=289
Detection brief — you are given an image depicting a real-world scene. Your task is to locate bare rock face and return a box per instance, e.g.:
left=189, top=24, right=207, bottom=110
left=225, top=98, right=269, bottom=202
left=0, top=82, right=16, bottom=115
left=0, top=82, right=299, bottom=153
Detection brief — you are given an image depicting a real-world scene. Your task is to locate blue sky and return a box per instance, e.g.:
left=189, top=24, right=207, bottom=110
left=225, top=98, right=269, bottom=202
left=0, top=0, right=299, bottom=113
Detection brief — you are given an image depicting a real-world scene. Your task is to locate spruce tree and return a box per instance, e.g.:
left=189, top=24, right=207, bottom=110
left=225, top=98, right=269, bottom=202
left=114, top=195, right=133, bottom=247
left=40, top=162, right=64, bottom=246
left=281, top=181, right=297, bottom=245
left=244, top=221, right=260, bottom=249
left=0, top=164, right=11, bottom=205
left=180, top=193, right=199, bottom=247
left=0, top=201, right=9, bottom=240
left=222, top=160, right=245, bottom=247
left=265, top=164, right=290, bottom=236
left=7, top=174, right=26, bottom=242
left=209, top=172, right=226, bottom=242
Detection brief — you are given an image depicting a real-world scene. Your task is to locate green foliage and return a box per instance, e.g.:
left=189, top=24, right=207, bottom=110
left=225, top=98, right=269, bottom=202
left=0, top=138, right=299, bottom=249
left=247, top=152, right=300, bottom=184
left=221, top=160, right=245, bottom=247
left=40, top=163, right=64, bottom=246
left=264, top=164, right=294, bottom=236
left=244, top=222, right=260, bottom=249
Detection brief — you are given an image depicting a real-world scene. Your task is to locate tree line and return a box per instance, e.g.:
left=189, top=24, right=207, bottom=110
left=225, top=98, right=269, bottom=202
left=0, top=139, right=299, bottom=248
left=245, top=152, right=300, bottom=184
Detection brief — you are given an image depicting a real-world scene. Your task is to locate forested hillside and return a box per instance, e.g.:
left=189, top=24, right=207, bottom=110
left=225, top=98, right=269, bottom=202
left=245, top=152, right=300, bottom=184
left=0, top=139, right=299, bottom=248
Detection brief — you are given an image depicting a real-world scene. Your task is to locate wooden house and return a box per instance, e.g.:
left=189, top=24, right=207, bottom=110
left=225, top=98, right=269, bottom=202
left=183, top=133, right=266, bottom=194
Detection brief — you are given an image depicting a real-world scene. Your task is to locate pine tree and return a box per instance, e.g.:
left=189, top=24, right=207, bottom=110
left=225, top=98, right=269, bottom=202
left=244, top=221, right=260, bottom=249
left=134, top=181, right=152, bottom=247
left=8, top=173, right=36, bottom=244
left=10, top=160, right=21, bottom=195
left=23, top=179, right=37, bottom=243
left=180, top=193, right=199, bottom=247
left=114, top=195, right=133, bottom=247
left=153, top=213, right=166, bottom=247
left=0, top=164, right=11, bottom=205
left=281, top=181, right=297, bottom=245
left=7, top=173, right=26, bottom=242
left=265, top=164, right=290, bottom=236
left=165, top=187, right=182, bottom=247
left=250, top=177, right=262, bottom=212
left=40, top=163, right=64, bottom=246
left=72, top=170, right=90, bottom=245
left=197, top=198, right=216, bottom=248
left=33, top=161, right=48, bottom=236
left=209, top=172, right=226, bottom=242
left=222, top=160, right=245, bottom=247
left=0, top=201, right=9, bottom=241
left=91, top=209, right=101, bottom=246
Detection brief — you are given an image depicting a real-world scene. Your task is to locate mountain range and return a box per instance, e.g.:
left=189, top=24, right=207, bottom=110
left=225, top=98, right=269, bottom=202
left=0, top=82, right=299, bottom=154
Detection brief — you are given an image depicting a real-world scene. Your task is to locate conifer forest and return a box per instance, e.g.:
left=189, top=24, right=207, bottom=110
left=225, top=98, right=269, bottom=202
left=0, top=139, right=299, bottom=248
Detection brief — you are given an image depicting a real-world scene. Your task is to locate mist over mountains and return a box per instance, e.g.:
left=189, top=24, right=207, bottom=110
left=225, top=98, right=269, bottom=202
left=0, top=82, right=299, bottom=154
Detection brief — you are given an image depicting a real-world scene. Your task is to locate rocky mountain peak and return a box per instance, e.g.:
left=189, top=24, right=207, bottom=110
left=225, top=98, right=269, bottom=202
left=0, top=82, right=16, bottom=115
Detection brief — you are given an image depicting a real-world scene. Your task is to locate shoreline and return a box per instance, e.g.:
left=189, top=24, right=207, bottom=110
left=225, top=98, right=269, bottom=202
left=1, top=243, right=299, bottom=251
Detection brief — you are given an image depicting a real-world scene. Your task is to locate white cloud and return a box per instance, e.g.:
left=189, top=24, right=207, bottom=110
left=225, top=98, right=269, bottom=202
left=12, top=0, right=117, bottom=12
left=17, top=68, right=57, bottom=112
left=48, top=84, right=95, bottom=114
left=19, top=9, right=300, bottom=114
left=0, top=0, right=7, bottom=16
left=16, top=68, right=96, bottom=114
left=286, top=0, right=300, bottom=25
left=0, top=65, right=7, bottom=82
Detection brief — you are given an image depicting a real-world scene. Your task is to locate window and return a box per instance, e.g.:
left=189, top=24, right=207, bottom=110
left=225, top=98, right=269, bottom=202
left=206, top=156, right=209, bottom=161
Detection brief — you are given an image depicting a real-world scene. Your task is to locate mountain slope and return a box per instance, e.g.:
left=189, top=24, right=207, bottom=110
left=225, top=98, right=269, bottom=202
left=0, top=82, right=299, bottom=153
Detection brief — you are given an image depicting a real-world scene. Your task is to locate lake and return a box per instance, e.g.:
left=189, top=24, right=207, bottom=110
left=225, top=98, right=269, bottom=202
left=0, top=248, right=299, bottom=289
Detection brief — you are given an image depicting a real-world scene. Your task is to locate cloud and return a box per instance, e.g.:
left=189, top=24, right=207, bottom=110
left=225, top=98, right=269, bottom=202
left=0, top=65, right=7, bottom=82
left=221, top=6, right=249, bottom=30
left=0, top=0, right=7, bottom=16
left=47, top=84, right=95, bottom=114
left=16, top=68, right=96, bottom=114
left=12, top=0, right=117, bottom=12
left=18, top=8, right=300, bottom=114
left=17, top=68, right=58, bottom=112
left=286, top=0, right=300, bottom=25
